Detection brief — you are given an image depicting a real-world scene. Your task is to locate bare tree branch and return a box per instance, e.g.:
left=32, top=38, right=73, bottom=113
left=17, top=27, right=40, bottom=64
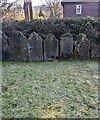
left=0, top=0, right=23, bottom=21
left=43, top=0, right=63, bottom=19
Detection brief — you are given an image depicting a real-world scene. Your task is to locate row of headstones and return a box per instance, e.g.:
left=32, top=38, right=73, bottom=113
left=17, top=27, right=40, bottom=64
left=1, top=31, right=100, bottom=61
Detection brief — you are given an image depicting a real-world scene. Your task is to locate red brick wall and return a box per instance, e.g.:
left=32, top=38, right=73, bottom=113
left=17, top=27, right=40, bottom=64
left=62, top=2, right=99, bottom=18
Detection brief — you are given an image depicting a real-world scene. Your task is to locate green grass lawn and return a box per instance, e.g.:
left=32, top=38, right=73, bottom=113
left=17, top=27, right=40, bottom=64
left=1, top=61, right=99, bottom=118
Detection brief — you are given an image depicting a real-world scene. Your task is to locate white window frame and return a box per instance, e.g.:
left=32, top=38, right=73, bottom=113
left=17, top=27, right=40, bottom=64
left=76, top=5, right=82, bottom=14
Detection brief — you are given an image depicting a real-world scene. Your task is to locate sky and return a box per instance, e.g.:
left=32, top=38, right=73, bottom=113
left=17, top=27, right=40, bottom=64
left=8, top=0, right=45, bottom=6
left=8, top=0, right=62, bottom=6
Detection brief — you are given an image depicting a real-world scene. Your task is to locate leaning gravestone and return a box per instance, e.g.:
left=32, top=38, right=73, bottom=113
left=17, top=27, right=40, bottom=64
left=44, top=34, right=59, bottom=61
left=74, top=41, right=80, bottom=60
left=91, top=43, right=100, bottom=59
left=60, top=33, right=74, bottom=59
left=76, top=33, right=90, bottom=60
left=9, top=31, right=28, bottom=61
left=0, top=31, right=2, bottom=60
left=91, top=43, right=97, bottom=59
left=2, top=34, right=10, bottom=60
left=27, top=32, right=43, bottom=61
left=97, top=45, right=100, bottom=59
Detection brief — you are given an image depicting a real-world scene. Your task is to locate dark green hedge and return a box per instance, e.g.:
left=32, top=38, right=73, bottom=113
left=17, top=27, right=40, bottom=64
left=2, top=17, right=100, bottom=44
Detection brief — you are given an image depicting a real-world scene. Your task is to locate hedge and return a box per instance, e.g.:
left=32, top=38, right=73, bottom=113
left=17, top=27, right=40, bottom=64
left=2, top=17, right=100, bottom=44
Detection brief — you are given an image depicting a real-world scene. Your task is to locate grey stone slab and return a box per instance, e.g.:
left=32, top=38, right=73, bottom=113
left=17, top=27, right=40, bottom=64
left=75, top=33, right=90, bottom=60
left=44, top=34, right=59, bottom=61
left=2, top=34, right=10, bottom=61
left=27, top=32, right=43, bottom=61
left=9, top=31, right=28, bottom=61
left=60, top=33, right=74, bottom=59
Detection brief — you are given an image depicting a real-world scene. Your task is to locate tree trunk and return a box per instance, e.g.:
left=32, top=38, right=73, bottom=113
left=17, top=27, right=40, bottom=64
left=24, top=0, right=33, bottom=21
left=29, top=2, right=33, bottom=20
left=24, top=2, right=29, bottom=20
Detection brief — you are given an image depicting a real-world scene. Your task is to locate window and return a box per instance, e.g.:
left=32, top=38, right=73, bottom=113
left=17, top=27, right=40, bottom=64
left=76, top=5, right=82, bottom=14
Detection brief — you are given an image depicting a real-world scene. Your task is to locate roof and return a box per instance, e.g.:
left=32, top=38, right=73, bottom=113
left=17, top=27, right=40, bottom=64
left=62, top=0, right=100, bottom=2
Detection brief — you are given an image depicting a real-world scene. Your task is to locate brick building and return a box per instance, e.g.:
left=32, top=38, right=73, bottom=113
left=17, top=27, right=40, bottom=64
left=61, top=0, right=100, bottom=18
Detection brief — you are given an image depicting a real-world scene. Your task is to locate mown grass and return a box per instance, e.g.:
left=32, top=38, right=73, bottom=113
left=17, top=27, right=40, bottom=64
left=1, top=61, right=99, bottom=118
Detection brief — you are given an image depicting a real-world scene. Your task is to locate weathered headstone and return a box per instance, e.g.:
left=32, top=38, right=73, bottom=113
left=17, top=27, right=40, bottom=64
left=73, top=41, right=80, bottom=60
left=60, top=33, right=74, bottom=59
left=27, top=32, right=43, bottom=61
left=91, top=43, right=100, bottom=59
left=0, top=31, right=2, bottom=61
left=97, top=45, right=100, bottom=59
left=44, top=34, right=59, bottom=61
left=75, top=33, right=90, bottom=60
left=2, top=34, right=10, bottom=61
left=9, top=31, right=28, bottom=61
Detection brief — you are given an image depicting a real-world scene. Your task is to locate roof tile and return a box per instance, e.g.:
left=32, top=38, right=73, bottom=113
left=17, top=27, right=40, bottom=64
left=62, top=0, right=100, bottom=2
